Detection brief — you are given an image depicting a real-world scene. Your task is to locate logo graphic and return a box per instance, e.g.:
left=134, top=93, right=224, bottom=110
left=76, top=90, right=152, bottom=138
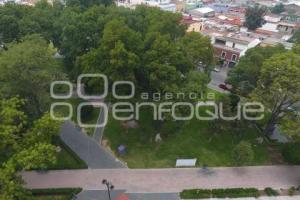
left=50, top=73, right=265, bottom=127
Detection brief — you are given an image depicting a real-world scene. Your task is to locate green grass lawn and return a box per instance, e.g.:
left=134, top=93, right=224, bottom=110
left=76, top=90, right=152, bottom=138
left=47, top=137, right=87, bottom=170
left=104, top=108, right=271, bottom=168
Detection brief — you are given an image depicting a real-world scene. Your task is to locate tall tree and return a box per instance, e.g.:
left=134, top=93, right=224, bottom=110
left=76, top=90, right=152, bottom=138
left=0, top=97, right=60, bottom=200
left=226, top=45, right=286, bottom=96
left=244, top=4, right=267, bottom=30
left=178, top=32, right=214, bottom=71
left=271, top=3, right=285, bottom=14
left=250, top=52, right=300, bottom=135
left=0, top=34, right=64, bottom=118
left=289, top=29, right=300, bottom=44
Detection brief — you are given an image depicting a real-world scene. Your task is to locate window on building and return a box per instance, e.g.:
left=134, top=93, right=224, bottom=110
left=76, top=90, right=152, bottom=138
left=232, top=54, right=237, bottom=62
left=232, top=43, right=235, bottom=48
left=215, top=39, right=226, bottom=45
left=221, top=51, right=226, bottom=58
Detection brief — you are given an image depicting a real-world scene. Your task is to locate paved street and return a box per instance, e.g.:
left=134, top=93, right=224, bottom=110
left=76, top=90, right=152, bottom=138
left=60, top=121, right=125, bottom=169
left=23, top=166, right=300, bottom=193
left=208, top=66, right=230, bottom=93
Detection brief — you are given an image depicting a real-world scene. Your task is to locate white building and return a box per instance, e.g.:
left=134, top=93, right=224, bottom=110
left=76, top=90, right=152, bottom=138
left=189, top=7, right=215, bottom=18
left=117, top=0, right=176, bottom=12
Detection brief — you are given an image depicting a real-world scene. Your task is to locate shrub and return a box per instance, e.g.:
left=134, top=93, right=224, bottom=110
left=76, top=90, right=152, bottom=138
left=264, top=187, right=279, bottom=196
left=233, top=141, right=254, bottom=165
left=282, top=143, right=300, bottom=164
left=180, top=189, right=211, bottom=199
left=180, top=188, right=259, bottom=199
left=288, top=187, right=296, bottom=196
left=212, top=188, right=259, bottom=198
left=30, top=188, right=82, bottom=198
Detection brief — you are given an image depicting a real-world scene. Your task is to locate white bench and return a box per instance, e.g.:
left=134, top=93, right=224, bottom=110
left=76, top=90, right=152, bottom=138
left=176, top=159, right=197, bottom=167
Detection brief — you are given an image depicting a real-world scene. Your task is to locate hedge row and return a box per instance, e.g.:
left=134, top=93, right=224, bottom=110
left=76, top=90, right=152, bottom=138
left=30, top=188, right=82, bottom=196
left=180, top=189, right=211, bottom=199
left=180, top=188, right=260, bottom=199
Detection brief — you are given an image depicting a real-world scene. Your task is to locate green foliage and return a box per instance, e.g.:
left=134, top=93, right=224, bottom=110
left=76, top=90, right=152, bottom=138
left=271, top=3, right=285, bottom=14
left=282, top=143, right=300, bottom=164
left=180, top=188, right=260, bottom=199
left=0, top=97, right=62, bottom=200
left=105, top=107, right=270, bottom=168
left=288, top=187, right=296, bottom=196
left=264, top=187, right=279, bottom=196
left=0, top=1, right=64, bottom=44
left=178, top=32, right=214, bottom=70
left=290, top=30, right=300, bottom=43
left=250, top=52, right=300, bottom=135
left=212, top=188, right=259, bottom=198
left=0, top=34, right=65, bottom=118
left=227, top=45, right=286, bottom=96
left=79, top=105, right=94, bottom=123
left=244, top=4, right=267, bottom=30
left=233, top=141, right=254, bottom=165
left=180, top=189, right=211, bottom=199
left=30, top=188, right=82, bottom=196
left=49, top=137, right=88, bottom=169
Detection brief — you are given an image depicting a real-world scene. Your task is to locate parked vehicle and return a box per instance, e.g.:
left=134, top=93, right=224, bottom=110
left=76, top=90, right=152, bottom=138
left=218, top=83, right=229, bottom=90
left=213, top=68, right=220, bottom=72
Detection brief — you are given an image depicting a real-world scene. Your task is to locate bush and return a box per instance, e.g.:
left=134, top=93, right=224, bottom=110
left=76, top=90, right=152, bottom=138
left=180, top=188, right=259, bottom=199
left=288, top=187, right=296, bottom=196
left=282, top=143, right=300, bottom=164
left=30, top=188, right=82, bottom=198
left=264, top=187, right=279, bottom=196
left=212, top=188, right=259, bottom=198
left=180, top=189, right=211, bottom=199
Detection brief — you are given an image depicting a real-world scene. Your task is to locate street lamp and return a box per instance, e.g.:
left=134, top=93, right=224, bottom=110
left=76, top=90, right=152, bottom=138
left=102, top=179, right=114, bottom=200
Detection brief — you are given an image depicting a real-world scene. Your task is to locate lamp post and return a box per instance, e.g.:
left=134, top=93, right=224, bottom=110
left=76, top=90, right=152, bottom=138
left=102, top=179, right=114, bottom=200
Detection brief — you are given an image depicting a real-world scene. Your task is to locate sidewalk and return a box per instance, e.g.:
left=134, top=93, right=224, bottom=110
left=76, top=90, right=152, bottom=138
left=60, top=121, right=125, bottom=169
left=22, top=166, right=300, bottom=193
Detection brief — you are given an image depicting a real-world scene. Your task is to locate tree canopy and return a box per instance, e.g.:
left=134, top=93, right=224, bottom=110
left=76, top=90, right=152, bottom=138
left=0, top=97, right=61, bottom=200
left=226, top=45, right=286, bottom=96
left=250, top=52, right=300, bottom=136
left=244, top=4, right=267, bottom=30
left=0, top=34, right=64, bottom=118
left=271, top=3, right=285, bottom=14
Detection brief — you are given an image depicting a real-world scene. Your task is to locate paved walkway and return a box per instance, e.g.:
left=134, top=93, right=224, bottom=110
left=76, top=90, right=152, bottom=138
left=76, top=190, right=180, bottom=200
left=92, top=106, right=106, bottom=142
left=60, top=121, right=125, bottom=169
left=22, top=166, right=300, bottom=193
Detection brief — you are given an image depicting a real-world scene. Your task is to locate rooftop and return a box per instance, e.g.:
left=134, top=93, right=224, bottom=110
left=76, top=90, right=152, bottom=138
left=194, top=7, right=215, bottom=13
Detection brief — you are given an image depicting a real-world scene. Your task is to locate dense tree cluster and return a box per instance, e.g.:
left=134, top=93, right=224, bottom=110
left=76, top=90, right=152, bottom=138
left=0, top=98, right=61, bottom=199
left=244, top=4, right=267, bottom=30
left=0, top=2, right=214, bottom=198
left=227, top=44, right=300, bottom=137
left=271, top=3, right=285, bottom=14
left=0, top=1, right=213, bottom=97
